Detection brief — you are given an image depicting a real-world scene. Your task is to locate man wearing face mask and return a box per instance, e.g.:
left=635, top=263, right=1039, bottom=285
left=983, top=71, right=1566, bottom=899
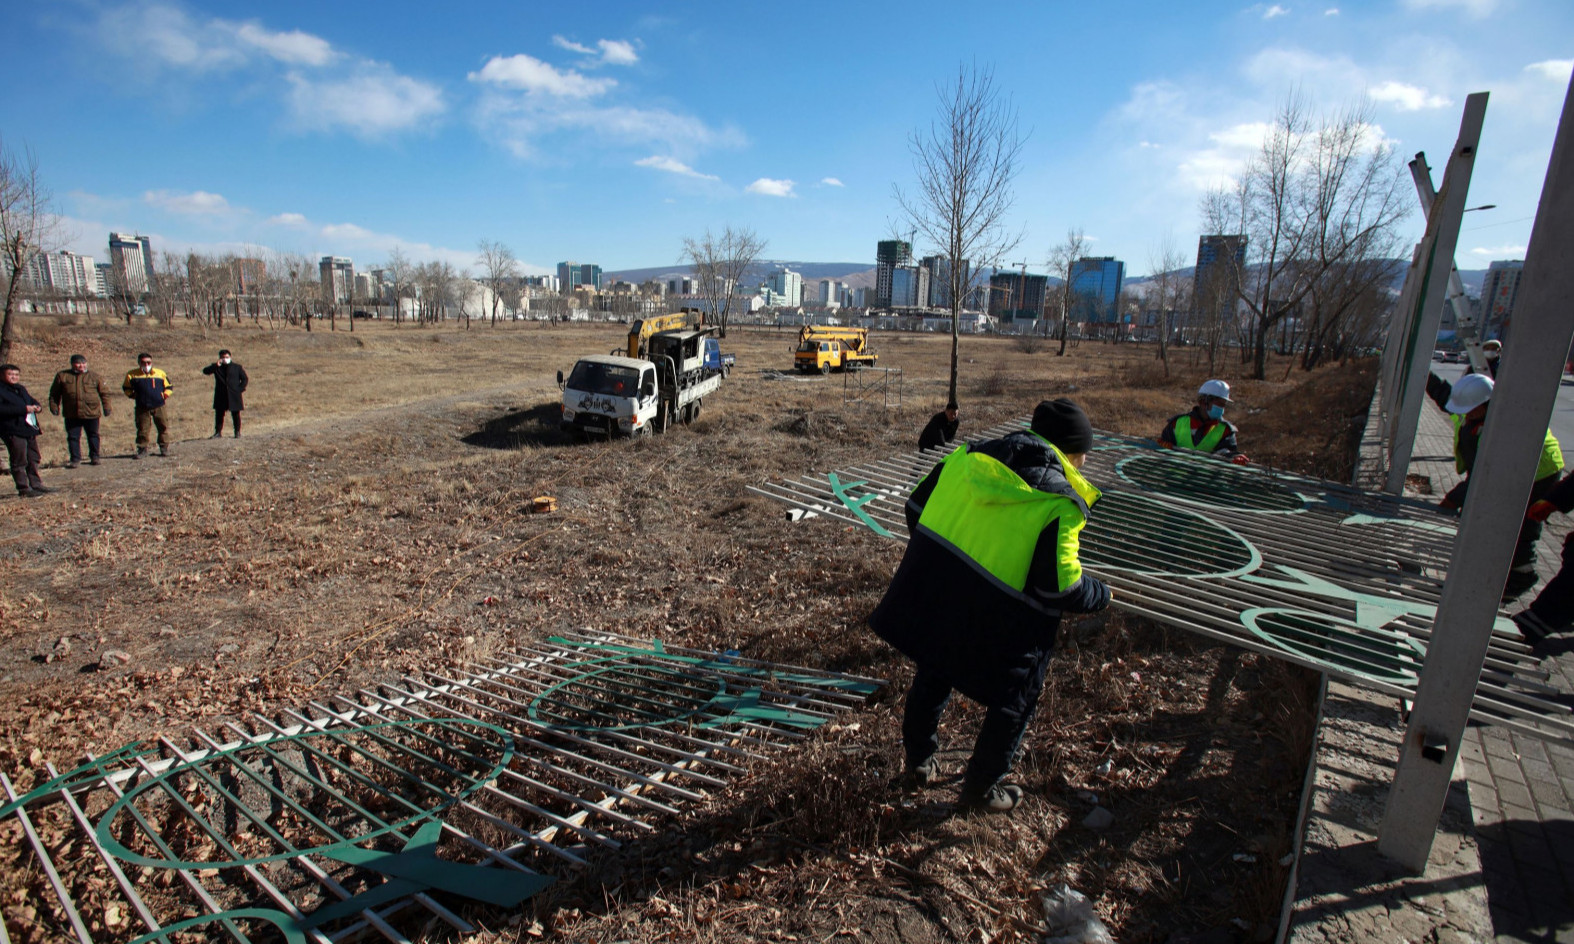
left=1466, top=339, right=1501, bottom=380
left=1158, top=380, right=1249, bottom=465
left=201, top=349, right=248, bottom=439
left=48, top=354, right=112, bottom=467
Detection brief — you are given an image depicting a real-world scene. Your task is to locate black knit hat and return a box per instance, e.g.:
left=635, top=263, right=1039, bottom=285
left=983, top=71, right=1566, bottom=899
left=1031, top=398, right=1093, bottom=455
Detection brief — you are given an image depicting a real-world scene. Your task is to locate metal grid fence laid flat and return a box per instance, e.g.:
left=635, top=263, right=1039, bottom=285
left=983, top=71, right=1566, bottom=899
left=748, top=420, right=1574, bottom=746
left=0, top=631, right=882, bottom=943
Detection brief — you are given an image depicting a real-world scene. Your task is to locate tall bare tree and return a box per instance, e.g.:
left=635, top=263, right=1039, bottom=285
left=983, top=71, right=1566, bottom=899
left=382, top=248, right=412, bottom=324
left=681, top=226, right=765, bottom=338
left=895, top=63, right=1023, bottom=406
left=1146, top=237, right=1190, bottom=374
left=1201, top=94, right=1406, bottom=378
left=1046, top=228, right=1089, bottom=357
left=0, top=138, right=56, bottom=362
left=476, top=239, right=520, bottom=326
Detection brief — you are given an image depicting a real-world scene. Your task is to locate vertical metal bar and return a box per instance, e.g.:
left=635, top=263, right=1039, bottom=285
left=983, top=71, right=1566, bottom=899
left=1410, top=152, right=1485, bottom=372
left=0, top=772, right=94, bottom=943
left=1385, top=92, right=1489, bottom=493
left=43, top=762, right=164, bottom=936
left=1381, top=74, right=1574, bottom=870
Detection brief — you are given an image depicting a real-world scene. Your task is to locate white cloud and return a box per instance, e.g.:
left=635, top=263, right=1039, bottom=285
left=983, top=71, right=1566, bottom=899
left=286, top=66, right=445, bottom=137
left=635, top=156, right=718, bottom=180
left=1324, top=7, right=1340, bottom=13
left=1369, top=80, right=1452, bottom=111
left=234, top=22, right=335, bottom=66
left=1401, top=0, right=1498, bottom=17
left=1263, top=5, right=1290, bottom=19
left=1175, top=121, right=1273, bottom=190
left=1139, top=141, right=1159, bottom=149
left=468, top=54, right=615, bottom=98
left=474, top=91, right=745, bottom=160
left=820, top=177, right=844, bottom=187
left=1468, top=245, right=1526, bottom=257
left=143, top=189, right=236, bottom=217
left=746, top=178, right=795, bottom=197
left=1525, top=60, right=1574, bottom=82
left=267, top=212, right=309, bottom=226
left=552, top=36, right=640, bottom=66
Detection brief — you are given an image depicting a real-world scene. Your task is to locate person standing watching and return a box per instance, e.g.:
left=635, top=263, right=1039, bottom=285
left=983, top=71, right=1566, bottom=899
left=123, top=352, right=173, bottom=459
left=919, top=401, right=960, bottom=452
left=1, top=364, right=50, bottom=498
left=870, top=398, right=1112, bottom=813
left=202, top=349, right=248, bottom=438
left=48, top=354, right=112, bottom=467
left=1159, top=379, right=1250, bottom=464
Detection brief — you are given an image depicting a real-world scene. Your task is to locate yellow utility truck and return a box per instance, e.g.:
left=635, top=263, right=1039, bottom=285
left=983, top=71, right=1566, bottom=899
left=794, top=326, right=878, bottom=374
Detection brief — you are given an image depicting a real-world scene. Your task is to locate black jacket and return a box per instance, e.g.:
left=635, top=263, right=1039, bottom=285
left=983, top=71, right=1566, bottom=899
left=868, top=431, right=1110, bottom=711
left=202, top=362, right=248, bottom=411
left=918, top=411, right=958, bottom=452
left=0, top=382, right=42, bottom=439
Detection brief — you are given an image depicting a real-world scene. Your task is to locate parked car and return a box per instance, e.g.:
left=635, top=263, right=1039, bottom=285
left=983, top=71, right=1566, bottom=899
left=1443, top=351, right=1464, bottom=363
left=1432, top=350, right=1446, bottom=361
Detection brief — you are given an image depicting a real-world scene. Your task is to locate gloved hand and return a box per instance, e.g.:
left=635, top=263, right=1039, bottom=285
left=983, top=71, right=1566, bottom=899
left=1230, top=454, right=1250, bottom=466
left=1438, top=497, right=1460, bottom=514
left=1527, top=500, right=1558, bottom=523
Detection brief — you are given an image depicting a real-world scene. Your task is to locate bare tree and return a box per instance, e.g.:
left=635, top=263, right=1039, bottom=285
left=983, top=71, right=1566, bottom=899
left=0, top=138, right=56, bottom=362
left=681, top=226, right=765, bottom=338
left=1201, top=94, right=1406, bottom=378
left=1147, top=237, right=1190, bottom=374
left=382, top=248, right=412, bottom=325
left=476, top=239, right=520, bottom=326
left=1046, top=228, right=1089, bottom=356
left=895, top=63, right=1024, bottom=405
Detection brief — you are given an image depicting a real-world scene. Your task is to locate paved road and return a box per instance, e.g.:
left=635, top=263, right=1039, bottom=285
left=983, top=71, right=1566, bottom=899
left=1430, top=361, right=1574, bottom=454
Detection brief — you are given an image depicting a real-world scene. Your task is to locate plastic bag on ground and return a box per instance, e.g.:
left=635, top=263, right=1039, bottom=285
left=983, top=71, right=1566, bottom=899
left=1042, top=884, right=1115, bottom=944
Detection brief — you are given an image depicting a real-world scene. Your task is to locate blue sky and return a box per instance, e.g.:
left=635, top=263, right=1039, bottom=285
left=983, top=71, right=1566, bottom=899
left=3, top=0, right=1569, bottom=278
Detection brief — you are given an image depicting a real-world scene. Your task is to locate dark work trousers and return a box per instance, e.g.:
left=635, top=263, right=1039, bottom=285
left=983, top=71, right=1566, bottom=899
left=134, top=405, right=170, bottom=449
left=902, top=663, right=1045, bottom=791
left=1506, top=474, right=1561, bottom=598
left=1527, top=532, right=1574, bottom=630
left=64, top=417, right=101, bottom=462
left=214, top=410, right=241, bottom=436
left=4, top=434, right=43, bottom=493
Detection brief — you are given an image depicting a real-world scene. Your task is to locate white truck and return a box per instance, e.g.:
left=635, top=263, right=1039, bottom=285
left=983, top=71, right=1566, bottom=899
left=558, top=328, right=730, bottom=438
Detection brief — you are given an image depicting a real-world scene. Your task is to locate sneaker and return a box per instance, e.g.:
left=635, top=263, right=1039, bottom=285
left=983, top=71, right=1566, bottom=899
left=900, top=756, right=942, bottom=791
left=210, top=433, right=223, bottom=440
left=958, top=781, right=1025, bottom=813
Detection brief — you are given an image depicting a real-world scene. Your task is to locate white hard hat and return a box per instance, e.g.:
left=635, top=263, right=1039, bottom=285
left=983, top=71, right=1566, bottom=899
left=1198, top=379, right=1232, bottom=402
left=1482, top=339, right=1502, bottom=351
left=1445, top=373, right=1494, bottom=414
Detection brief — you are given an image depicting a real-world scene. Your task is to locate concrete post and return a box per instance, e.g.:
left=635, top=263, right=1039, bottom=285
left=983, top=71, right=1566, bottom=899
left=1384, top=93, right=1488, bottom=494
left=1379, top=75, right=1574, bottom=871
left=1378, top=243, right=1426, bottom=456
left=1410, top=154, right=1486, bottom=373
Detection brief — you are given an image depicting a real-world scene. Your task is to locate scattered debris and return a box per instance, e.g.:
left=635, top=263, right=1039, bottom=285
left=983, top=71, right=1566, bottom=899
left=97, top=649, right=132, bottom=670
left=1082, top=806, right=1115, bottom=830
left=1042, top=884, right=1115, bottom=944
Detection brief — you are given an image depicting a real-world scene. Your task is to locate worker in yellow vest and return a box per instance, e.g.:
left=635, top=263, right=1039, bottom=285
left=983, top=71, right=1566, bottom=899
left=1159, top=380, right=1249, bottom=464
left=1426, top=370, right=1565, bottom=600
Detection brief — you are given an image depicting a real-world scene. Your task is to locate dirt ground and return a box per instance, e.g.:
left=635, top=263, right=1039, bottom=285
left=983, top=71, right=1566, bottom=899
left=0, top=316, right=1377, bottom=943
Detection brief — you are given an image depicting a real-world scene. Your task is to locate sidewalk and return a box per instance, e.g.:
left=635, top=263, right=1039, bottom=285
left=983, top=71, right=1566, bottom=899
left=1291, top=394, right=1574, bottom=943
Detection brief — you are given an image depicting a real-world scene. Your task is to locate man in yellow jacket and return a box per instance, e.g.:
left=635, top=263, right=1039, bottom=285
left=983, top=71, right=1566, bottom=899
left=123, top=352, right=172, bottom=458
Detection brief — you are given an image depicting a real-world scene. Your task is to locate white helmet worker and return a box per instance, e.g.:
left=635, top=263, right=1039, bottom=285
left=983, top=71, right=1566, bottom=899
left=1445, top=373, right=1494, bottom=414
left=1198, top=379, right=1233, bottom=402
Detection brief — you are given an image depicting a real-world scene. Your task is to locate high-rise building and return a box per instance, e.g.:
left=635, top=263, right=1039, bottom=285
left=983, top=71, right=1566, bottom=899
left=668, top=277, right=695, bottom=295
left=1069, top=256, right=1125, bottom=323
left=109, top=232, right=156, bottom=295
left=875, top=239, right=912, bottom=308
left=765, top=268, right=803, bottom=307
left=320, top=256, right=354, bottom=305
left=557, top=262, right=602, bottom=292
left=1479, top=259, right=1524, bottom=339
left=920, top=255, right=971, bottom=309
left=94, top=263, right=114, bottom=297
left=988, top=272, right=1047, bottom=322
left=1193, top=235, right=1247, bottom=324
left=888, top=265, right=929, bottom=309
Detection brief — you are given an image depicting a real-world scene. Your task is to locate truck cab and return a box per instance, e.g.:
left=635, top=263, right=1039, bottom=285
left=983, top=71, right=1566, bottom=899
left=559, top=355, right=660, bottom=436
left=795, top=339, right=844, bottom=374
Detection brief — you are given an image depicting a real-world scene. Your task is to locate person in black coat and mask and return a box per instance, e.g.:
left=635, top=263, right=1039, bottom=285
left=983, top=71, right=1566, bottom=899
left=0, top=364, right=51, bottom=498
left=202, top=349, right=249, bottom=438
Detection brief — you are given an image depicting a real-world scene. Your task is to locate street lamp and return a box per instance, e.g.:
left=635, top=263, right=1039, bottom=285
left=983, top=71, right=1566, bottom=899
left=1463, top=204, right=1497, bottom=212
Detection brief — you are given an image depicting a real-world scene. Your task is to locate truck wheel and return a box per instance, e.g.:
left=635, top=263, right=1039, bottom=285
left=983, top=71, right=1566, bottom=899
left=691, top=400, right=702, bottom=421
left=721, top=365, right=730, bottom=379
left=819, top=363, right=830, bottom=375
left=635, top=422, right=652, bottom=439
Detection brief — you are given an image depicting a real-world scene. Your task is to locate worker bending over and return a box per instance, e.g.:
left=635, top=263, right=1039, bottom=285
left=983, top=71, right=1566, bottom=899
left=1159, top=380, right=1249, bottom=465
left=1426, top=371, right=1565, bottom=600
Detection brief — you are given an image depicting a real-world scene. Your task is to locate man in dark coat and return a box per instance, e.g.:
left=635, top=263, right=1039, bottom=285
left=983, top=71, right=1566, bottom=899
left=918, top=401, right=959, bottom=452
left=201, top=349, right=248, bottom=438
left=869, top=398, right=1111, bottom=813
left=0, top=364, right=51, bottom=498
left=1514, top=474, right=1574, bottom=650
left=48, top=354, right=113, bottom=467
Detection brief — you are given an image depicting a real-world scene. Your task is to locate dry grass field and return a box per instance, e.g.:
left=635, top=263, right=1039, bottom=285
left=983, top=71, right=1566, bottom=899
left=0, top=314, right=1377, bottom=943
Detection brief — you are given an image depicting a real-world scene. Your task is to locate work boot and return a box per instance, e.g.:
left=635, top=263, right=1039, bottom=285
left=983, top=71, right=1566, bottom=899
left=899, top=756, right=942, bottom=791
left=65, top=460, right=78, bottom=469
left=1503, top=565, right=1539, bottom=601
left=957, top=781, right=1025, bottom=814
left=28, top=485, right=52, bottom=494
left=88, top=456, right=100, bottom=465
left=1512, top=609, right=1562, bottom=646
left=134, top=448, right=146, bottom=460
left=17, top=489, right=43, bottom=499
left=210, top=432, right=222, bottom=439
left=158, top=445, right=169, bottom=457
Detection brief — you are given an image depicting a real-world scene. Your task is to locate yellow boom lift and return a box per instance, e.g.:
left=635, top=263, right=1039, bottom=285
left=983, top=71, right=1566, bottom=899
left=794, top=325, right=878, bottom=374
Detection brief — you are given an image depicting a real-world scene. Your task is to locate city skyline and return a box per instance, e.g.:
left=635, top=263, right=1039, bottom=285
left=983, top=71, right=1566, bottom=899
left=2, top=1, right=1568, bottom=278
